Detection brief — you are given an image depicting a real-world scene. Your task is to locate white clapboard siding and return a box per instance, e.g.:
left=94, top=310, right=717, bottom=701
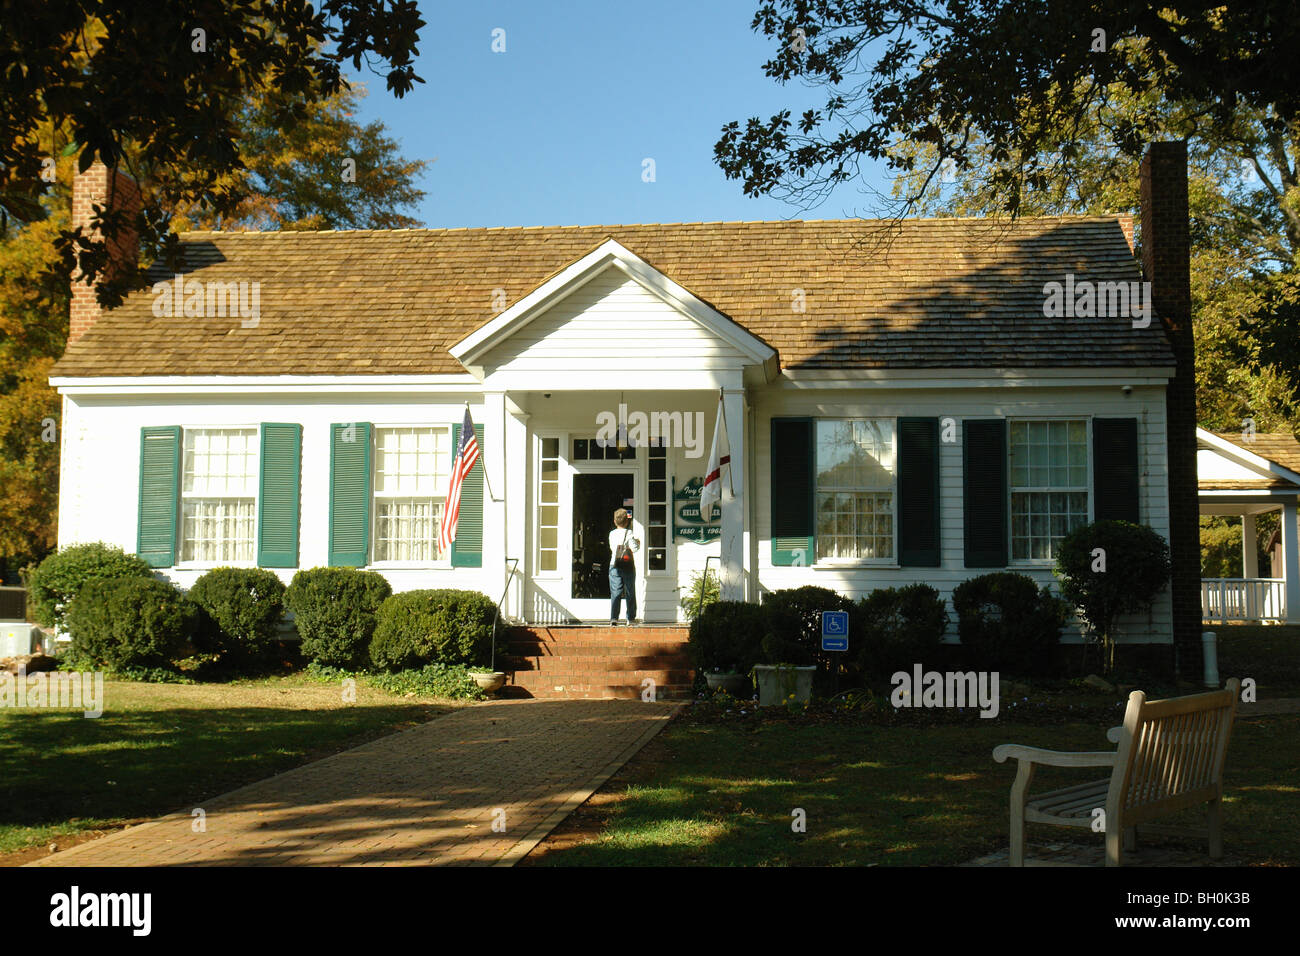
left=482, top=266, right=748, bottom=373
left=752, top=383, right=1174, bottom=644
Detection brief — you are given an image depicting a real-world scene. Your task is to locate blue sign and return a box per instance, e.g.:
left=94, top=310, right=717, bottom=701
left=821, top=610, right=849, bottom=652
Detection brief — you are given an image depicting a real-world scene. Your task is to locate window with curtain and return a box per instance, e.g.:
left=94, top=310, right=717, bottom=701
left=373, top=426, right=451, bottom=562
left=1010, top=419, right=1089, bottom=560
left=815, top=419, right=896, bottom=561
left=181, top=427, right=258, bottom=562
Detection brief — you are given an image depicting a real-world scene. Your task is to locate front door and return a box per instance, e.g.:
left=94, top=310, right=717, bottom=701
left=571, top=473, right=634, bottom=619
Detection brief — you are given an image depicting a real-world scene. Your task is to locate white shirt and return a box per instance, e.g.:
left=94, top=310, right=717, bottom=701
left=609, top=526, right=640, bottom=558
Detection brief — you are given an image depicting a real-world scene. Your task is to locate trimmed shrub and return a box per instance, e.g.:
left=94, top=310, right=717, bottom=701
left=370, top=589, right=498, bottom=672
left=27, top=542, right=153, bottom=632
left=285, top=567, right=393, bottom=668
left=66, top=577, right=195, bottom=670
left=1055, top=520, right=1172, bottom=673
left=854, top=583, right=949, bottom=679
left=760, top=586, right=856, bottom=667
left=951, top=572, right=1069, bottom=676
left=688, top=600, right=768, bottom=673
left=188, top=567, right=287, bottom=666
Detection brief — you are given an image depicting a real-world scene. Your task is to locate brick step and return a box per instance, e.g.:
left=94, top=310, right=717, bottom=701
left=500, top=680, right=695, bottom=701
left=501, top=647, right=696, bottom=660
left=508, top=669, right=694, bottom=684
left=506, top=655, right=692, bottom=673
left=508, top=627, right=690, bottom=643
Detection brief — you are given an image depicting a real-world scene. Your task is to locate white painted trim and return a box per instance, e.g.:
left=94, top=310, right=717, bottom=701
left=51, top=374, right=479, bottom=396
left=1195, top=427, right=1300, bottom=487
left=779, top=368, right=1174, bottom=388
left=450, top=239, right=778, bottom=378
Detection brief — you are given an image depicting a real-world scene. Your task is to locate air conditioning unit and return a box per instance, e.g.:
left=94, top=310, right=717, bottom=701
left=1, top=622, right=45, bottom=658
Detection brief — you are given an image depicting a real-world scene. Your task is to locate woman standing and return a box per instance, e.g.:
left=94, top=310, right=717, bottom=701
left=608, top=508, right=640, bottom=625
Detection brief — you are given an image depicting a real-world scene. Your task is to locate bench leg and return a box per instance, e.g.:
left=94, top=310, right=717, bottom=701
left=1009, top=761, right=1034, bottom=867
left=1208, top=798, right=1223, bottom=859
left=1105, top=827, right=1122, bottom=866
left=1123, top=827, right=1137, bottom=853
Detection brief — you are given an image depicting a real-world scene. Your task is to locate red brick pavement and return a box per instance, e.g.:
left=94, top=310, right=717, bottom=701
left=28, top=698, right=679, bottom=868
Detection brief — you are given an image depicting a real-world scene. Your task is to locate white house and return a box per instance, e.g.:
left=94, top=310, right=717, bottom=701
left=51, top=157, right=1197, bottom=662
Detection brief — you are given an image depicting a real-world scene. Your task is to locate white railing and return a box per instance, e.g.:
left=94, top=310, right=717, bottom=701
left=1201, top=578, right=1287, bottom=623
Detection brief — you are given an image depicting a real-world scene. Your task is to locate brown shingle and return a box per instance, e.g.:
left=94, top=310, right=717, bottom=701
left=52, top=217, right=1175, bottom=378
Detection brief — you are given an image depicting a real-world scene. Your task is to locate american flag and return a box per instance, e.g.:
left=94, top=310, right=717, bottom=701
left=438, top=407, right=481, bottom=556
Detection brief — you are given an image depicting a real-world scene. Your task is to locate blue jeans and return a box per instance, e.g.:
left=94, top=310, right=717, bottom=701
left=609, top=563, right=636, bottom=622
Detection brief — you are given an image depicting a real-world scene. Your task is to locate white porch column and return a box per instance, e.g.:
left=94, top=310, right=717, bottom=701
left=1242, top=513, right=1259, bottom=579
left=1284, top=500, right=1300, bottom=623
left=482, top=391, right=508, bottom=607
left=720, top=386, right=746, bottom=601
left=503, top=400, right=529, bottom=621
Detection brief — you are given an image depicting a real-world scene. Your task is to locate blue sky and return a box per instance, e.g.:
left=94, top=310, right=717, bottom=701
left=348, top=1, right=893, bottom=228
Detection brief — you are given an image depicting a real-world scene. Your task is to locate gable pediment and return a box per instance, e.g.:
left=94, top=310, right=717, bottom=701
left=449, top=239, right=777, bottom=388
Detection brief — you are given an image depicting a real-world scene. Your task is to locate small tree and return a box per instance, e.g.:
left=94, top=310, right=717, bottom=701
left=1055, top=520, right=1172, bottom=673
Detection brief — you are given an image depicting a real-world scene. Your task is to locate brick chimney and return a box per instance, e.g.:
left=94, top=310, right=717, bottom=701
left=1116, top=213, right=1135, bottom=254
left=69, top=161, right=141, bottom=345
left=1140, top=141, right=1200, bottom=679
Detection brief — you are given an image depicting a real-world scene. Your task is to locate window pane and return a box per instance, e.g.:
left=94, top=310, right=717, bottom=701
left=542, top=437, right=559, bottom=458
left=573, top=439, right=588, bottom=460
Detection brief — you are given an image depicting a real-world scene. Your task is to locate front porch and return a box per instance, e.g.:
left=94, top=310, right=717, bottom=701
left=1197, top=428, right=1300, bottom=624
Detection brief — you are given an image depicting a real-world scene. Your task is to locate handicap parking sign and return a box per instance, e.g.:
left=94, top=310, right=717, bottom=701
left=821, top=610, right=849, bottom=652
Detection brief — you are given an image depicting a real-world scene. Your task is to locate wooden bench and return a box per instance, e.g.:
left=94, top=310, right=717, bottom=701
left=992, top=678, right=1240, bottom=866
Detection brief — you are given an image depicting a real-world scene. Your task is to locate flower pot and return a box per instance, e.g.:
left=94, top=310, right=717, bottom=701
left=705, top=671, right=752, bottom=696
left=468, top=671, right=507, bottom=694
left=752, top=665, right=815, bottom=706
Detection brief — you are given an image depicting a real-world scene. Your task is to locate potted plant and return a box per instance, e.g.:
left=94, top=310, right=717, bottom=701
left=751, top=632, right=815, bottom=706
left=467, top=668, right=507, bottom=694
left=688, top=601, right=765, bottom=697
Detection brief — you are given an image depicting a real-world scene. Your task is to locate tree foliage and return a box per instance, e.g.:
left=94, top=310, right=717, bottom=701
left=1, top=0, right=426, bottom=303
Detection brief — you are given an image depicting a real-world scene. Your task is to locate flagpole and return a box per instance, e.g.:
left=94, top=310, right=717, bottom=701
left=467, top=400, right=498, bottom=503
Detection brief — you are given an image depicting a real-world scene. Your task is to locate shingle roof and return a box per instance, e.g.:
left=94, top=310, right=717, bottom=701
left=52, top=217, right=1175, bottom=378
left=1206, top=432, right=1300, bottom=479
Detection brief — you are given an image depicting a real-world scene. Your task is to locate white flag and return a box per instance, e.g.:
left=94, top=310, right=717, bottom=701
left=699, top=394, right=731, bottom=516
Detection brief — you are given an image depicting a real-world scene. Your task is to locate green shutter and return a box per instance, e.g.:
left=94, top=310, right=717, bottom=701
left=329, top=422, right=372, bottom=567
left=963, top=419, right=1008, bottom=568
left=771, top=418, right=815, bottom=566
left=450, top=423, right=485, bottom=568
left=137, top=426, right=181, bottom=568
left=257, top=423, right=302, bottom=568
left=898, top=417, right=941, bottom=566
left=1093, top=418, right=1140, bottom=523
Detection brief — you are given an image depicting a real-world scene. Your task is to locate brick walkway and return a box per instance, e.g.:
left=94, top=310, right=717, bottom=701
left=28, top=699, right=679, bottom=867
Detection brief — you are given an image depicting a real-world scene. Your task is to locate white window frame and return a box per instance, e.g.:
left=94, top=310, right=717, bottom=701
left=1008, top=416, right=1093, bottom=565
left=813, top=417, right=899, bottom=567
left=369, top=423, right=453, bottom=569
left=177, top=424, right=260, bottom=568
left=644, top=437, right=671, bottom=576
left=533, top=432, right=565, bottom=580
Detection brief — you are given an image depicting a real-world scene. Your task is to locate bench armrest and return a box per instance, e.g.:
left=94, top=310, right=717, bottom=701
left=992, top=744, right=1118, bottom=768
left=1106, top=725, right=1123, bottom=744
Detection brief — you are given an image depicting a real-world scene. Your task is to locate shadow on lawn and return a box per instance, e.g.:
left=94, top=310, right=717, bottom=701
left=0, top=702, right=446, bottom=835
left=3, top=699, right=677, bottom=866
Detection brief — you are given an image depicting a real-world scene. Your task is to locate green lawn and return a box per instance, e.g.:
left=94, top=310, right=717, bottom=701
left=530, top=711, right=1300, bottom=866
left=0, top=674, right=467, bottom=856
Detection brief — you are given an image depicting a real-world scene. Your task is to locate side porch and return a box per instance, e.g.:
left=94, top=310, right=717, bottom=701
left=1197, top=428, right=1300, bottom=624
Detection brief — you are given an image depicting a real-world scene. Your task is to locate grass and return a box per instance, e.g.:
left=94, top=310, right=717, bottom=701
left=0, top=672, right=469, bottom=856
left=528, top=709, right=1300, bottom=866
